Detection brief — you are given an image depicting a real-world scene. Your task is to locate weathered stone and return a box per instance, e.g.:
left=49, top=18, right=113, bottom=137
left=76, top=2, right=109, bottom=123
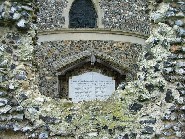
left=0, top=124, right=6, bottom=131
left=180, top=106, right=185, bottom=111
left=140, top=119, right=156, bottom=125
left=138, top=93, right=150, bottom=102
left=18, top=93, right=28, bottom=101
left=0, top=0, right=184, bottom=138
left=178, top=89, right=185, bottom=96
left=15, top=71, right=27, bottom=80
left=22, top=126, right=32, bottom=132
left=175, top=20, right=184, bottom=26
left=0, top=91, right=7, bottom=97
left=142, top=126, right=154, bottom=134
left=145, top=83, right=155, bottom=92
left=0, top=98, right=8, bottom=106
left=13, top=123, right=21, bottom=131
left=8, top=98, right=19, bottom=106
left=165, top=89, right=174, bottom=103
left=0, top=105, right=12, bottom=114
left=163, top=131, right=173, bottom=136
left=162, top=113, right=171, bottom=121
left=12, top=114, right=24, bottom=121
left=129, top=103, right=143, bottom=112
left=39, top=115, right=58, bottom=124
left=163, top=67, right=174, bottom=74
left=39, top=132, right=49, bottom=139
left=0, top=59, right=8, bottom=68
left=144, top=52, right=155, bottom=60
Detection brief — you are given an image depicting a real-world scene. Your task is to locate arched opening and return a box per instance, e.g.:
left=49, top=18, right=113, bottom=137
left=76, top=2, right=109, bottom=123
left=58, top=55, right=127, bottom=100
left=69, top=0, right=97, bottom=28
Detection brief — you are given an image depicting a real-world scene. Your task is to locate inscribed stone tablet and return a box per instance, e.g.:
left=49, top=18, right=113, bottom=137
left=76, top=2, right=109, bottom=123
left=69, top=72, right=115, bottom=102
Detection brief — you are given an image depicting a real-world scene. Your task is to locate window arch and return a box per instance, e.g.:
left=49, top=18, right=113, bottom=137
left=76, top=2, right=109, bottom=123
left=69, top=0, right=97, bottom=28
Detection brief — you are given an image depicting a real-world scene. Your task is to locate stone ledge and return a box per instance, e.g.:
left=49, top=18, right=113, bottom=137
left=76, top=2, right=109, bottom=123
left=38, top=28, right=149, bottom=39
left=38, top=29, right=147, bottom=45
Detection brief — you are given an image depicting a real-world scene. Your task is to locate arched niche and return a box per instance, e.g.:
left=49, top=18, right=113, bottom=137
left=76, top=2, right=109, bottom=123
left=57, top=55, right=127, bottom=99
left=69, top=0, right=97, bottom=28
left=63, top=0, right=104, bottom=28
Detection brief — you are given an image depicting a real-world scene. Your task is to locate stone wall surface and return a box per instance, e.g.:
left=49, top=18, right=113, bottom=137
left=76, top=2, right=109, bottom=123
left=37, top=0, right=150, bottom=35
left=100, top=0, right=150, bottom=35
left=35, top=40, right=142, bottom=98
left=0, top=0, right=184, bottom=139
left=37, top=0, right=68, bottom=30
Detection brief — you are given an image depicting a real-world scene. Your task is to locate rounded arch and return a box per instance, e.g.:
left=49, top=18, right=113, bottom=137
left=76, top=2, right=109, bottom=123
left=63, top=0, right=103, bottom=28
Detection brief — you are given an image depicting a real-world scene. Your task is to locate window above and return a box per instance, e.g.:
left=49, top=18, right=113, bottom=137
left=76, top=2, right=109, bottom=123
left=69, top=0, right=97, bottom=28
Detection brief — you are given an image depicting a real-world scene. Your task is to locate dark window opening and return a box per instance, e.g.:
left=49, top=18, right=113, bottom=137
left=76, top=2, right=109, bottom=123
left=69, top=0, right=97, bottom=28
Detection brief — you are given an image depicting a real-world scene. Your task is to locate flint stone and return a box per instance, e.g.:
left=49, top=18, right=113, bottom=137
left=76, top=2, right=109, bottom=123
left=27, top=107, right=38, bottom=114
left=13, top=123, right=21, bottom=131
left=140, top=118, right=156, bottom=124
left=0, top=124, right=6, bottom=131
left=6, top=122, right=16, bottom=130
left=0, top=115, right=8, bottom=121
left=176, top=62, right=185, bottom=67
left=173, top=125, right=180, bottom=131
left=142, top=126, right=154, bottom=134
left=116, top=134, right=129, bottom=139
left=13, top=12, right=21, bottom=20
left=164, top=124, right=172, bottom=130
left=175, top=97, right=184, bottom=104
left=163, top=67, right=174, bottom=74
left=12, top=114, right=24, bottom=120
left=18, top=93, right=28, bottom=101
left=176, top=131, right=182, bottom=137
left=154, top=63, right=160, bottom=72
left=39, top=132, right=48, bottom=139
left=17, top=18, right=27, bottom=28
left=0, top=98, right=8, bottom=106
left=0, top=75, right=7, bottom=82
left=21, top=6, right=33, bottom=11
left=179, top=114, right=185, bottom=121
left=163, top=131, right=172, bottom=136
left=175, top=68, right=185, bottom=75
left=178, top=89, right=185, bottom=96
left=175, top=20, right=184, bottom=26
left=0, top=105, right=12, bottom=114
left=5, top=47, right=13, bottom=53
left=22, top=126, right=32, bottom=132
left=162, top=113, right=171, bottom=121
left=15, top=71, right=27, bottom=80
left=138, top=94, right=150, bottom=102
left=39, top=115, right=58, bottom=124
left=169, top=105, right=178, bottom=112
left=144, top=52, right=154, bottom=60
left=9, top=83, right=15, bottom=90
left=10, top=64, right=16, bottom=69
left=8, top=98, right=19, bottom=106
left=145, top=83, right=154, bottom=92
left=0, top=60, right=8, bottom=68
left=0, top=91, right=7, bottom=97
left=180, top=106, right=185, bottom=111
left=129, top=103, right=143, bottom=112
left=165, top=89, right=174, bottom=103
left=16, top=106, right=24, bottom=112
left=170, top=113, right=177, bottom=121
left=178, top=27, right=185, bottom=37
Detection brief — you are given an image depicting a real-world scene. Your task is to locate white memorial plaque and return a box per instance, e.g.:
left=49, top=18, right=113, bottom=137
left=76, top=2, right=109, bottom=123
left=69, top=72, right=115, bottom=102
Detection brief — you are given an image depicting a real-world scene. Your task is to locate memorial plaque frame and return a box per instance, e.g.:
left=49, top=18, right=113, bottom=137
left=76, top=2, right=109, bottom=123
left=58, top=56, right=126, bottom=100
